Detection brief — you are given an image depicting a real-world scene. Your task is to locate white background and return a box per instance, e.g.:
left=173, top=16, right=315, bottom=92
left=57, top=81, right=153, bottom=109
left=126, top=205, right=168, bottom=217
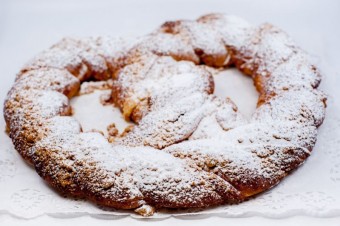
left=0, top=0, right=339, bottom=225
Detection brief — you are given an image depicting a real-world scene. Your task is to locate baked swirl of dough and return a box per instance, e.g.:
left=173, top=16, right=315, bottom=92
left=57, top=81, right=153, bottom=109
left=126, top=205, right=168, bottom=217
left=4, top=13, right=326, bottom=216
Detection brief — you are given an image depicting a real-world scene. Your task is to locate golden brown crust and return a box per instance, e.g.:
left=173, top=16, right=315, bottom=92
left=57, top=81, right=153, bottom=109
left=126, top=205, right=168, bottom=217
left=3, top=13, right=326, bottom=216
left=4, top=90, right=72, bottom=162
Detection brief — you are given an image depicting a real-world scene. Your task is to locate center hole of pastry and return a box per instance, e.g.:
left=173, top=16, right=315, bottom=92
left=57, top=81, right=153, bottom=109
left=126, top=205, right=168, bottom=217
left=214, top=68, right=258, bottom=119
left=70, top=68, right=258, bottom=136
left=70, top=84, right=132, bottom=137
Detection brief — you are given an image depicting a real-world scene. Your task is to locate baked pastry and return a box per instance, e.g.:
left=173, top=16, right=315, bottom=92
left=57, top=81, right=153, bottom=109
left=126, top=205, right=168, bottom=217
left=4, top=13, right=326, bottom=216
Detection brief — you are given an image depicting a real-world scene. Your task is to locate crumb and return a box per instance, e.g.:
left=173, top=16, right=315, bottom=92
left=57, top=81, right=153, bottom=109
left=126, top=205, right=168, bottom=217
left=100, top=92, right=113, bottom=106
left=134, top=204, right=155, bottom=217
left=107, top=123, right=119, bottom=137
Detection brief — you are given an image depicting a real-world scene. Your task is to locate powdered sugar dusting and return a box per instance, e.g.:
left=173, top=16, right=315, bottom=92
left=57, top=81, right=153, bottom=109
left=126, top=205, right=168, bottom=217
left=4, top=13, right=326, bottom=215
